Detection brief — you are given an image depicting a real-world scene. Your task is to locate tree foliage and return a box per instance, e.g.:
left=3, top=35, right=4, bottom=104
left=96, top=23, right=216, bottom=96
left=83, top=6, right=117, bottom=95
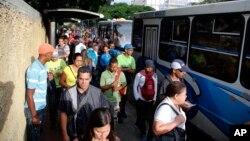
left=24, top=0, right=107, bottom=12
left=98, top=3, right=155, bottom=20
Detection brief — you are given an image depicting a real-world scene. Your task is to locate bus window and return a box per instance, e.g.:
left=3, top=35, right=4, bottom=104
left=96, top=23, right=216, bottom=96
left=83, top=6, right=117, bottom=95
left=241, top=19, right=250, bottom=89
left=213, top=15, right=242, bottom=35
left=132, top=19, right=143, bottom=52
left=159, top=18, right=189, bottom=63
left=189, top=14, right=244, bottom=83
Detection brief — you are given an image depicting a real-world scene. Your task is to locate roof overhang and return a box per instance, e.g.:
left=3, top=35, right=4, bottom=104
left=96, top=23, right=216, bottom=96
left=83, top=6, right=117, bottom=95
left=44, top=8, right=104, bottom=20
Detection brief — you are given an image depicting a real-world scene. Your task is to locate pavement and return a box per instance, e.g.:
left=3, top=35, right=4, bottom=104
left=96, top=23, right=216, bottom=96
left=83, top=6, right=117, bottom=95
left=114, top=102, right=141, bottom=141
left=42, top=101, right=141, bottom=141
left=42, top=94, right=216, bottom=141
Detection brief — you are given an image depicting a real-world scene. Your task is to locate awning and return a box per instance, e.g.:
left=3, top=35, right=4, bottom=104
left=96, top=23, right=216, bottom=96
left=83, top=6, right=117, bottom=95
left=44, top=8, right=104, bottom=20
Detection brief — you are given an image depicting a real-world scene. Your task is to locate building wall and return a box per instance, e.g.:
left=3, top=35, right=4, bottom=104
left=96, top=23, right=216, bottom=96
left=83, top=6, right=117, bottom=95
left=0, top=0, right=47, bottom=140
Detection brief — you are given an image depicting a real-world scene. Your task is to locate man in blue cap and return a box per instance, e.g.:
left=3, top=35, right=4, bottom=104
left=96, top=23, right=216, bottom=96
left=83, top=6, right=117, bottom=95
left=116, top=44, right=136, bottom=123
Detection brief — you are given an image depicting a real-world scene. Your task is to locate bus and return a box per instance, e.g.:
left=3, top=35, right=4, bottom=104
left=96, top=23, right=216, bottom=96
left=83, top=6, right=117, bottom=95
left=98, top=19, right=133, bottom=49
left=132, top=0, right=250, bottom=140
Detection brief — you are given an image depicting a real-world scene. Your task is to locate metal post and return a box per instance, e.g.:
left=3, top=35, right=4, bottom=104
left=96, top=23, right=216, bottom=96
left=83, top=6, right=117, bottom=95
left=50, top=17, right=56, bottom=47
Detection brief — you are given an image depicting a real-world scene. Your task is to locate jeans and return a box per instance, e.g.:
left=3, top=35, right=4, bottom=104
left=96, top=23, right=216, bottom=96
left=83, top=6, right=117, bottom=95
left=25, top=108, right=45, bottom=141
left=135, top=99, right=155, bottom=140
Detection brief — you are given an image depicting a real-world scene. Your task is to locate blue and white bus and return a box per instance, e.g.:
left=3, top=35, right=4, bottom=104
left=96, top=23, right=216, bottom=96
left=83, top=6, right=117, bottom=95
left=132, top=0, right=250, bottom=140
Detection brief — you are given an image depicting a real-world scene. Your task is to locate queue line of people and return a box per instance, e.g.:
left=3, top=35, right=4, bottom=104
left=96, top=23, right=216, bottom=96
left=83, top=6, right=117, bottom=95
left=24, top=41, right=194, bottom=141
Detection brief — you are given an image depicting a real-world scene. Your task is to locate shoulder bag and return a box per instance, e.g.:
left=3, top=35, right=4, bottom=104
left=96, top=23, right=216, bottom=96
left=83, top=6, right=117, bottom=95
left=115, top=69, right=127, bottom=96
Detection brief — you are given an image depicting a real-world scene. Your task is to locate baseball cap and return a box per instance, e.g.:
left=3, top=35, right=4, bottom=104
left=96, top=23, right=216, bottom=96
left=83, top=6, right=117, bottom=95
left=38, top=43, right=55, bottom=54
left=145, top=60, right=155, bottom=68
left=124, top=44, right=134, bottom=50
left=171, top=59, right=190, bottom=72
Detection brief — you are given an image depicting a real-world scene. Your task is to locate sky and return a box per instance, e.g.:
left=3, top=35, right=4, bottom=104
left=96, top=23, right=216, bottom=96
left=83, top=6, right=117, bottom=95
left=114, top=0, right=131, bottom=4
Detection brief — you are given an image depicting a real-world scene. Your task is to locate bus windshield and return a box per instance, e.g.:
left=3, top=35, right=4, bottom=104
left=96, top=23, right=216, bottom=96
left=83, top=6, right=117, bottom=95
left=114, top=22, right=132, bottom=48
left=98, top=20, right=132, bottom=48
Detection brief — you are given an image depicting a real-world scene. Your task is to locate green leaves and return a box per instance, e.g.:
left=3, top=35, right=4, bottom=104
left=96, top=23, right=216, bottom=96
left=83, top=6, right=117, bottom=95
left=24, top=0, right=107, bottom=12
left=98, top=3, right=155, bottom=20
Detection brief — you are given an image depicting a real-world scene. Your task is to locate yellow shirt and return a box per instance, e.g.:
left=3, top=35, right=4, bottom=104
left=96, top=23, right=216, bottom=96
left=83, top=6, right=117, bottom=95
left=46, top=59, right=67, bottom=88
left=63, top=65, right=77, bottom=87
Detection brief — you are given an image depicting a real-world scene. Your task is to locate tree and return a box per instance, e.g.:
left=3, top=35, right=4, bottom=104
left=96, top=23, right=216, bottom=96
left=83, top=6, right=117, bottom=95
left=98, top=3, right=155, bottom=20
left=24, top=0, right=107, bottom=12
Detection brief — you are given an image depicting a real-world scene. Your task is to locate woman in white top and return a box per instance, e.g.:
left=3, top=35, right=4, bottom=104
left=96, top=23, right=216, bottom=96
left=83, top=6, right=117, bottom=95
left=153, top=81, right=187, bottom=141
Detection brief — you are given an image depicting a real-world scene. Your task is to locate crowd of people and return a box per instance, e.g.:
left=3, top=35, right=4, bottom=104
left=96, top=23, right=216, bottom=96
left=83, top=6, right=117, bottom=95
left=24, top=27, right=194, bottom=141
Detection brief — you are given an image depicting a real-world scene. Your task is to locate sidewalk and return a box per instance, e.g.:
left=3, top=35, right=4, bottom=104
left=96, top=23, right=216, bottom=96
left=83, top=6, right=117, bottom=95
left=115, top=102, right=141, bottom=141
left=42, top=102, right=141, bottom=141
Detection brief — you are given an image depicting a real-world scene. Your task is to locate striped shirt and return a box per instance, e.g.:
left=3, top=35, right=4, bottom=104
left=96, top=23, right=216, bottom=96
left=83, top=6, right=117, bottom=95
left=24, top=59, right=48, bottom=110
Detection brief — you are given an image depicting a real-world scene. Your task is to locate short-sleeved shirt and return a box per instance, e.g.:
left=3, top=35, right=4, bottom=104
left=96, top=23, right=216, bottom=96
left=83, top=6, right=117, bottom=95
left=100, top=53, right=111, bottom=68
left=87, top=48, right=98, bottom=67
left=56, top=44, right=70, bottom=56
left=25, top=59, right=48, bottom=110
left=154, top=97, right=186, bottom=130
left=109, top=49, right=122, bottom=58
left=117, top=54, right=136, bottom=69
left=63, top=65, right=77, bottom=87
left=75, top=43, right=86, bottom=53
left=46, top=59, right=67, bottom=88
left=100, top=70, right=127, bottom=103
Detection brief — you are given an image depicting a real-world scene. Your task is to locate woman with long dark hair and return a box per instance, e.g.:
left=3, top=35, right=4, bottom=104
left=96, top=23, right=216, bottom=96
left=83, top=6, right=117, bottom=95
left=81, top=108, right=120, bottom=141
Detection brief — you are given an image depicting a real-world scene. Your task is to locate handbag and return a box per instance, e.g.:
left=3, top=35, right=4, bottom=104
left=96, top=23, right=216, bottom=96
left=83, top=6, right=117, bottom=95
left=115, top=69, right=127, bottom=96
left=153, top=127, right=185, bottom=141
left=153, top=103, right=186, bottom=141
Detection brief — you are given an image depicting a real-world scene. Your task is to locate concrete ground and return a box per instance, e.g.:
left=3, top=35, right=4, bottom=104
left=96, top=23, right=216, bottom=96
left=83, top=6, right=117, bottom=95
left=42, top=102, right=141, bottom=141
left=114, top=102, right=141, bottom=141
left=42, top=99, right=216, bottom=141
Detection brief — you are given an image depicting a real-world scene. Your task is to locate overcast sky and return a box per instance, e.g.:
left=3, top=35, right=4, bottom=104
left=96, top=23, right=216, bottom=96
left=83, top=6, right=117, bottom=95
left=114, top=0, right=131, bottom=4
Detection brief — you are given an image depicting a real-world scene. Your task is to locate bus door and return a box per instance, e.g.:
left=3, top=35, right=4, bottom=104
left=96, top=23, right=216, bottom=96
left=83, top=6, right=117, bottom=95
left=143, top=25, right=159, bottom=61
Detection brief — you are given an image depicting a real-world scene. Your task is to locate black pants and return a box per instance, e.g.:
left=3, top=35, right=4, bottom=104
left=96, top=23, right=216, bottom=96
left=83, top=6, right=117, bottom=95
left=47, top=80, right=62, bottom=127
left=119, top=93, right=127, bottom=115
left=135, top=99, right=155, bottom=140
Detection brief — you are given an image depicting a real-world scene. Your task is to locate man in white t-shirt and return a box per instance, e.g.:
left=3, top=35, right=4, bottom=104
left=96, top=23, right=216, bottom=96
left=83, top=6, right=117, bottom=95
left=74, top=35, right=86, bottom=53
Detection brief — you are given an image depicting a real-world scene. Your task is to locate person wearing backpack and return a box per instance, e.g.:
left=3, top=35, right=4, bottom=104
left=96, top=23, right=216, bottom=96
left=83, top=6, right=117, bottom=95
left=133, top=59, right=158, bottom=141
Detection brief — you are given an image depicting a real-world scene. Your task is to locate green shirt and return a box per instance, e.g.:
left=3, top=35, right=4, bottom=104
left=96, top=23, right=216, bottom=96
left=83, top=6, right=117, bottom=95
left=100, top=70, right=127, bottom=103
left=117, top=54, right=136, bottom=69
left=46, top=59, right=67, bottom=88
